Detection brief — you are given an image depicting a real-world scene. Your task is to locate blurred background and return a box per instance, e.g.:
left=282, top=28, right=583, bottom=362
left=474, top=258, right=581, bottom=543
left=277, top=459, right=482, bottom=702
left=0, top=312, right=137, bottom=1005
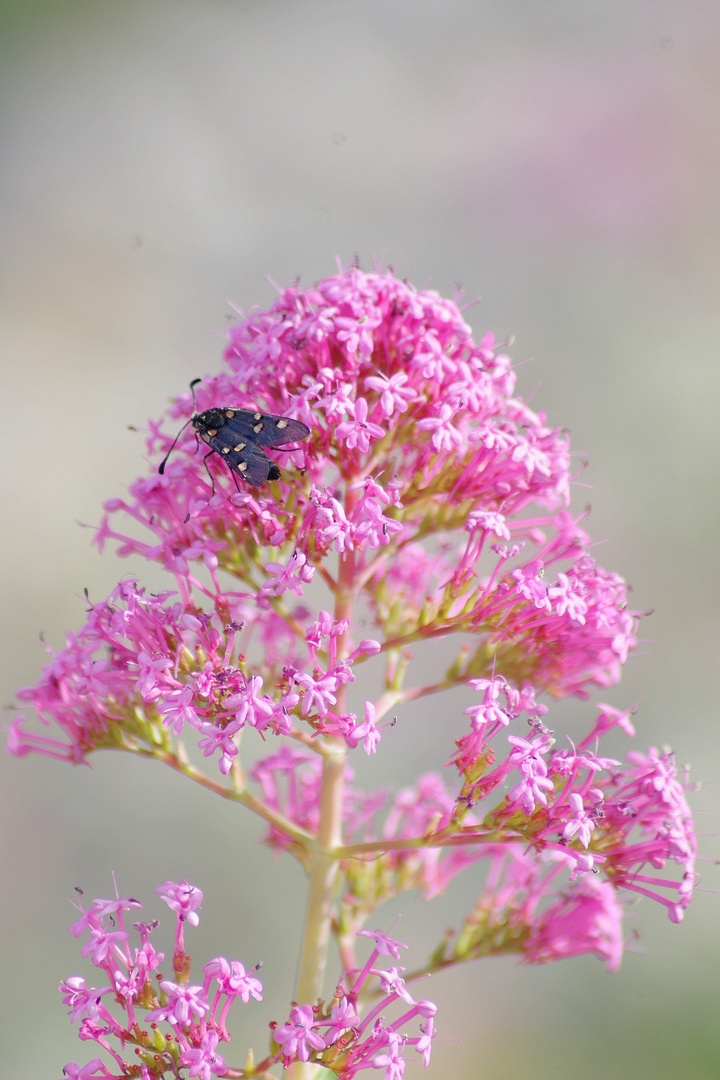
left=1, top=2, right=718, bottom=1077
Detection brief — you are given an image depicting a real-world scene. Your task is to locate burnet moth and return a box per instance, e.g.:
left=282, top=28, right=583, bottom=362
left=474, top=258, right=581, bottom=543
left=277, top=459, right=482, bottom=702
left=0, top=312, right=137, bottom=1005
left=158, top=379, right=310, bottom=488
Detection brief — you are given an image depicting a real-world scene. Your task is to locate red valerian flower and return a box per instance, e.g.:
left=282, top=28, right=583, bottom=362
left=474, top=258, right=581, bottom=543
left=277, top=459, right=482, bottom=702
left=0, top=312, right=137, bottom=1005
left=11, top=264, right=697, bottom=1079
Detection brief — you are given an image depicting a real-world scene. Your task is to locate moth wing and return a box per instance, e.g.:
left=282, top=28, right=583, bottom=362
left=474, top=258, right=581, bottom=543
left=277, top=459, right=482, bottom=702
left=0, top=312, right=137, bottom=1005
left=206, top=417, right=272, bottom=487
left=229, top=410, right=310, bottom=449
left=224, top=442, right=272, bottom=487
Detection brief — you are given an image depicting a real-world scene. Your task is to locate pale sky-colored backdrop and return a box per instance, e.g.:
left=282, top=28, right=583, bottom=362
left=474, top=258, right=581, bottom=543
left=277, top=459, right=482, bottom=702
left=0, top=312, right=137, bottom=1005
left=1, top=3, right=718, bottom=1078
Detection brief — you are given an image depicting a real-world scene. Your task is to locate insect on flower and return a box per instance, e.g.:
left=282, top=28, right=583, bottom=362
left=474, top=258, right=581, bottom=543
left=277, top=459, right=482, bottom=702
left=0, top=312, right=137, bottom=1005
left=159, top=379, right=311, bottom=488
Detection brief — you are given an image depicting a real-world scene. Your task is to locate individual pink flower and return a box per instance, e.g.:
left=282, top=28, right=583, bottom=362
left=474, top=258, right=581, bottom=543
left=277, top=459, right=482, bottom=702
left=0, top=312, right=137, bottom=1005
left=179, top=1031, right=227, bottom=1080
left=563, top=792, right=595, bottom=848
left=156, top=879, right=203, bottom=926
left=364, top=371, right=416, bottom=416
left=274, top=1003, right=327, bottom=1063
left=336, top=397, right=385, bottom=452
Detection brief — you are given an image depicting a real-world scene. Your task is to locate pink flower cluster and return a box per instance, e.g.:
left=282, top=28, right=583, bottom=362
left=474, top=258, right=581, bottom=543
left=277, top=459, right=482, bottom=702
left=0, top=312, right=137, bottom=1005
left=13, top=267, right=640, bottom=766
left=251, top=701, right=695, bottom=943
left=271, top=929, right=436, bottom=1076
left=10, top=264, right=697, bottom=1078
left=61, top=886, right=434, bottom=1080
left=60, top=880, right=261, bottom=1080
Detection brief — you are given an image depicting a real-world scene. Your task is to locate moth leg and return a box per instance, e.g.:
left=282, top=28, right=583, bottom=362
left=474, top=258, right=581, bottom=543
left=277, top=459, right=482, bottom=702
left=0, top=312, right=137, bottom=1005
left=203, top=446, right=244, bottom=495
left=202, top=448, right=218, bottom=496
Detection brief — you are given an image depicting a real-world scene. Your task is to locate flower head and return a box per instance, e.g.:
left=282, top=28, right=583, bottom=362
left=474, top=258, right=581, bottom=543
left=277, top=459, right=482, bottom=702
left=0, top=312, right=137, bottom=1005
left=12, top=264, right=697, bottom=1079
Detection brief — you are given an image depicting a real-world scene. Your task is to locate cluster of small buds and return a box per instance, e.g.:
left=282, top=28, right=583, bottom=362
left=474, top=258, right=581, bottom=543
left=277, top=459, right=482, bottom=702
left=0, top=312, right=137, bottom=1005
left=10, top=264, right=697, bottom=1079
left=59, top=880, right=262, bottom=1080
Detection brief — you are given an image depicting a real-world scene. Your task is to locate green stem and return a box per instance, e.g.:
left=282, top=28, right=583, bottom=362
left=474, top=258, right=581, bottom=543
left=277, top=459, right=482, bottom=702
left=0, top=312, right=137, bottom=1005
left=294, top=739, right=346, bottom=1003
left=150, top=747, right=316, bottom=849
left=290, top=486, right=361, bottom=1079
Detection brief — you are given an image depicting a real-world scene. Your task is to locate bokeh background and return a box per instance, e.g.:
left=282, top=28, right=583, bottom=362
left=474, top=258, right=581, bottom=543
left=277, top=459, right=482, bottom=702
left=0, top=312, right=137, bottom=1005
left=1, top=2, right=718, bottom=1077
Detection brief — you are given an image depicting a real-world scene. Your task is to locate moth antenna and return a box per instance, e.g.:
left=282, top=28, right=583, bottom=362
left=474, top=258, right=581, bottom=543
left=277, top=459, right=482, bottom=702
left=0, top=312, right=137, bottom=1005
left=158, top=419, right=192, bottom=474
left=189, top=377, right=202, bottom=405
left=157, top=379, right=202, bottom=475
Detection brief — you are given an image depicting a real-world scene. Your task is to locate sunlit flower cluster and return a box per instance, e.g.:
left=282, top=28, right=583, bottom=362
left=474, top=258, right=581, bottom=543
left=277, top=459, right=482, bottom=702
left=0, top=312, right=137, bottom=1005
left=11, top=264, right=696, bottom=1079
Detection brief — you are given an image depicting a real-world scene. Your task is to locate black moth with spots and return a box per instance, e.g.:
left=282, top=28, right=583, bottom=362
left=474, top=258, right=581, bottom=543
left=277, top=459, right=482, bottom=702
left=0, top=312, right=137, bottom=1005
left=159, top=379, right=311, bottom=488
